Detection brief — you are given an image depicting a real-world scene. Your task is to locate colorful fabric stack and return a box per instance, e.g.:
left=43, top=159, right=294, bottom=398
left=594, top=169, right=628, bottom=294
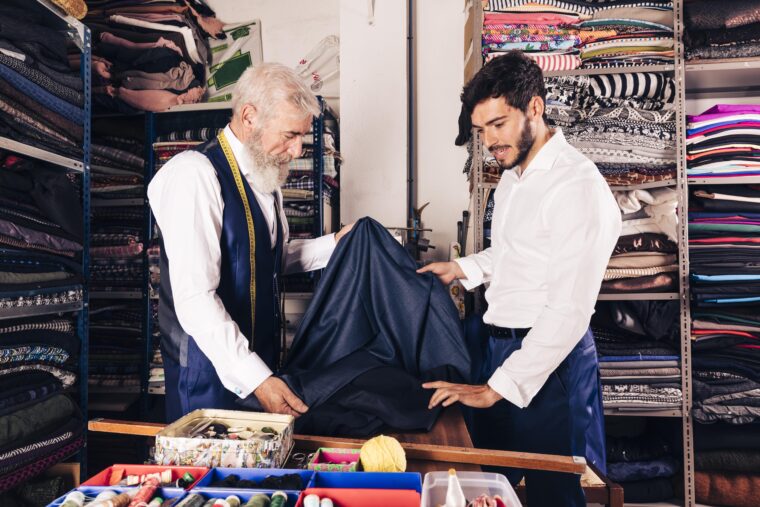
left=84, top=0, right=224, bottom=112
left=601, top=187, right=679, bottom=294
left=686, top=104, right=760, bottom=181
left=593, top=301, right=682, bottom=411
left=482, top=0, right=674, bottom=71
left=545, top=72, right=677, bottom=187
left=685, top=0, right=760, bottom=60
left=0, top=1, right=85, bottom=159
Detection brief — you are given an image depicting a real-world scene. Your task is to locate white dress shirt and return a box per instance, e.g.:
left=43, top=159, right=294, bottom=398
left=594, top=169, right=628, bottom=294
left=147, top=125, right=336, bottom=398
left=456, top=128, right=622, bottom=408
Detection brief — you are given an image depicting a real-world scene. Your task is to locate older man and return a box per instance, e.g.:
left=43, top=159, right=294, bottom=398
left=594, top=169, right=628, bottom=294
left=148, top=63, right=352, bottom=422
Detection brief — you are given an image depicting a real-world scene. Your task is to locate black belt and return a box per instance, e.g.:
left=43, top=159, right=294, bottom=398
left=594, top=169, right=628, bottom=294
left=486, top=324, right=531, bottom=339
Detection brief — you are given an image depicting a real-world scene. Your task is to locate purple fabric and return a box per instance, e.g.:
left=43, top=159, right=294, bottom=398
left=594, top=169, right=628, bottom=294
left=0, top=218, right=82, bottom=253
left=688, top=104, right=760, bottom=123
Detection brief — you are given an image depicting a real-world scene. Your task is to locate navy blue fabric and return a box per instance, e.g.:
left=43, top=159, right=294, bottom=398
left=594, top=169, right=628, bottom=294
left=160, top=136, right=282, bottom=422
left=471, top=327, right=606, bottom=507
left=236, top=217, right=471, bottom=435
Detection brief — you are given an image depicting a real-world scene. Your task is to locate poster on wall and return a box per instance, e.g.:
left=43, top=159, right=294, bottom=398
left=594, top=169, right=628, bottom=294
left=206, top=20, right=263, bottom=102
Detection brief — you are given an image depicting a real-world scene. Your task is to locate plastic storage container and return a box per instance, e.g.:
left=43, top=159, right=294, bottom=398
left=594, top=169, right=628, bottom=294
left=420, top=471, right=522, bottom=507
left=185, top=489, right=300, bottom=507
left=309, top=471, right=422, bottom=493
left=295, top=487, right=421, bottom=507
left=307, top=448, right=361, bottom=472
left=47, top=486, right=185, bottom=507
left=81, top=464, right=209, bottom=490
left=192, top=467, right=312, bottom=492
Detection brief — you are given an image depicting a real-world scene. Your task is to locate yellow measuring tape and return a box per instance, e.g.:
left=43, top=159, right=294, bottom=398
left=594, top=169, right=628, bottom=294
left=217, top=131, right=256, bottom=347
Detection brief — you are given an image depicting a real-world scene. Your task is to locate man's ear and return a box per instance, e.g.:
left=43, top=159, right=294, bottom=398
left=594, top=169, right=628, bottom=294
left=528, top=96, right=544, bottom=121
left=241, top=103, right=259, bottom=130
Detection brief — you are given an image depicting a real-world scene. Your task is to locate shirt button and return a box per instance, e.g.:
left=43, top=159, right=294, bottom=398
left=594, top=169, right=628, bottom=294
left=235, top=387, right=242, bottom=395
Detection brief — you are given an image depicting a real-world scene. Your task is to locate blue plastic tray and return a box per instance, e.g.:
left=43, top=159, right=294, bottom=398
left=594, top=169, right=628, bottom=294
left=308, top=471, right=422, bottom=493
left=47, top=486, right=185, bottom=507
left=187, top=489, right=300, bottom=507
left=192, top=467, right=312, bottom=492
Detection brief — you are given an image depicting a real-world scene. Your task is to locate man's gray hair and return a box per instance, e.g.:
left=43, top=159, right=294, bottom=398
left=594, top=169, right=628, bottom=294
left=232, top=63, right=321, bottom=123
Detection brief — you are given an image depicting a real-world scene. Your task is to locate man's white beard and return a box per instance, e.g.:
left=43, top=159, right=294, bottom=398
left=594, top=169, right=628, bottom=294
left=245, top=132, right=291, bottom=194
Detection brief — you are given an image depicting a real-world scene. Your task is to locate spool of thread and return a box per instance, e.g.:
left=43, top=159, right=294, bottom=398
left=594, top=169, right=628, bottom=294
left=243, top=493, right=270, bottom=507
left=269, top=492, right=287, bottom=507
left=360, top=434, right=407, bottom=472
left=89, top=492, right=133, bottom=507
left=201, top=500, right=217, bottom=507
left=319, top=499, right=333, bottom=507
left=303, top=494, right=320, bottom=507
left=61, top=491, right=85, bottom=507
left=175, top=494, right=205, bottom=507
left=147, top=499, right=164, bottom=507
left=94, top=491, right=119, bottom=502
left=178, top=471, right=196, bottom=488
left=225, top=496, right=241, bottom=507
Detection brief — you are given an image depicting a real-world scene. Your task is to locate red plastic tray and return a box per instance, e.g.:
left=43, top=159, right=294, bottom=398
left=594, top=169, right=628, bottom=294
left=82, top=464, right=209, bottom=490
left=295, top=487, right=421, bottom=507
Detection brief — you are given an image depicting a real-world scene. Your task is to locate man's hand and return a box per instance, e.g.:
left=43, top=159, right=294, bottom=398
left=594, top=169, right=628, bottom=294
left=423, top=381, right=503, bottom=409
left=254, top=377, right=309, bottom=417
left=335, top=222, right=355, bottom=243
left=416, top=261, right=466, bottom=285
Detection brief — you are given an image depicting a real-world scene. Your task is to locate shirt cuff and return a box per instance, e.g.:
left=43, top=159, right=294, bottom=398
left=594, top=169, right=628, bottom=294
left=487, top=368, right=529, bottom=409
left=316, top=233, right=337, bottom=265
left=455, top=257, right=484, bottom=291
left=233, top=354, right=273, bottom=398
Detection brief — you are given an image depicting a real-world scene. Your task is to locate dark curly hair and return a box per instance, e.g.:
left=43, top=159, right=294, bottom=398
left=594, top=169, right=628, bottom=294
left=455, top=51, right=546, bottom=146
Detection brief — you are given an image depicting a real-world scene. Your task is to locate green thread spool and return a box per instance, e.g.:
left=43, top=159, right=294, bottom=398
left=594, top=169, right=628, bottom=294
left=269, top=491, right=287, bottom=507
left=243, top=493, right=270, bottom=507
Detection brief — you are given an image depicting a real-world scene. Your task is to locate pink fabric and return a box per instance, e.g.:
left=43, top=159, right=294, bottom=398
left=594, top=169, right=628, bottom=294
left=486, top=51, right=581, bottom=71
left=109, top=86, right=205, bottom=112
left=484, top=12, right=580, bottom=25
left=100, top=32, right=183, bottom=57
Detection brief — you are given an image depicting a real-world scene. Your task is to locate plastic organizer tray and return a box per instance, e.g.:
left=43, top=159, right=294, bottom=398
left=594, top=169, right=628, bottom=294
left=294, top=487, right=421, bottom=507
left=192, top=467, right=313, bottom=492
left=47, top=486, right=185, bottom=507
left=184, top=489, right=301, bottom=507
left=420, top=471, right=522, bottom=507
left=81, top=464, right=209, bottom=491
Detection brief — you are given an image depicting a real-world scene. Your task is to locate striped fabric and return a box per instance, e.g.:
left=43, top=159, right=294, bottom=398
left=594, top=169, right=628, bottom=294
left=487, top=51, right=582, bottom=71
left=485, top=0, right=595, bottom=16
left=589, top=72, right=675, bottom=102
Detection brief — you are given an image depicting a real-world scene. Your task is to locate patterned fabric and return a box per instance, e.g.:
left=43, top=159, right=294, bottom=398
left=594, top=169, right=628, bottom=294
left=0, top=318, right=73, bottom=335
left=604, top=264, right=678, bottom=280
left=0, top=346, right=69, bottom=367
left=0, top=436, right=83, bottom=493
left=156, top=127, right=223, bottom=142
left=0, top=365, right=76, bottom=387
left=0, top=287, right=83, bottom=311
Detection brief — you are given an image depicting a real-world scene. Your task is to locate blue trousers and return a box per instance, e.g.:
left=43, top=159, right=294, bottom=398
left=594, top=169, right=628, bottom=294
left=162, top=338, right=239, bottom=423
left=469, top=322, right=606, bottom=507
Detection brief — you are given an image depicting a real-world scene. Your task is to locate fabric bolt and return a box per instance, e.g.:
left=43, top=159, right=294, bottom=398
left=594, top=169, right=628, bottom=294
left=0, top=394, right=74, bottom=451
left=120, top=61, right=196, bottom=91
left=0, top=54, right=82, bottom=107
left=696, top=471, right=760, bottom=507
left=108, top=14, right=206, bottom=64
left=236, top=218, right=471, bottom=437
left=108, top=85, right=204, bottom=112
left=607, top=457, right=678, bottom=482
left=696, top=449, right=760, bottom=472
left=0, top=70, right=83, bottom=125
left=0, top=435, right=83, bottom=494
left=685, top=0, right=760, bottom=30
left=601, top=272, right=677, bottom=293
left=100, top=31, right=184, bottom=56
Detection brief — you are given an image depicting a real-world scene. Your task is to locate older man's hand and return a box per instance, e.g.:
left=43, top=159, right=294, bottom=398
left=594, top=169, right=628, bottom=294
left=254, top=376, right=309, bottom=417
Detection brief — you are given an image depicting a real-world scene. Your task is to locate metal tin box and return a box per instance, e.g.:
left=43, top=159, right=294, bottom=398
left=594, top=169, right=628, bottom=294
left=154, top=409, right=294, bottom=468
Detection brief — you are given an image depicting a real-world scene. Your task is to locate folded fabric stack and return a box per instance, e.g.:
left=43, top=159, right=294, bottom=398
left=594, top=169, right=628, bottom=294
left=85, top=0, right=224, bottom=112
left=0, top=1, right=85, bottom=159
left=0, top=316, right=84, bottom=493
left=593, top=301, right=682, bottom=410
left=601, top=187, right=679, bottom=294
left=88, top=303, right=141, bottom=396
left=685, top=0, right=760, bottom=60
left=686, top=104, right=760, bottom=181
left=0, top=153, right=84, bottom=311
left=606, top=418, right=679, bottom=502
left=695, top=422, right=760, bottom=507
left=481, top=0, right=674, bottom=71
left=545, top=72, right=677, bottom=187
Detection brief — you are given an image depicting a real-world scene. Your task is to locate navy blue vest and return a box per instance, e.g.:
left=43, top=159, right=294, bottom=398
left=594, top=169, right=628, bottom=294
left=158, top=136, right=284, bottom=371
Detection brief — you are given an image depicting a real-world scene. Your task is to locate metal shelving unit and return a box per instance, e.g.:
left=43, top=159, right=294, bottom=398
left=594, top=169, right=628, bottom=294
left=543, top=63, right=675, bottom=77
left=597, top=292, right=680, bottom=301
left=605, top=408, right=683, bottom=418
left=688, top=176, right=760, bottom=185
left=0, top=0, right=92, bottom=479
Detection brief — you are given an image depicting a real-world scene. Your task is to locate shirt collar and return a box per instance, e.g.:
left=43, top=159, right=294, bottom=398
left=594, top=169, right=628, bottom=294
left=506, top=127, right=566, bottom=180
left=223, top=124, right=256, bottom=179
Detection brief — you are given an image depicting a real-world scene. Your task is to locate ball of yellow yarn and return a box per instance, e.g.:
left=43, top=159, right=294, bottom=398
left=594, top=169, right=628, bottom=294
left=360, top=435, right=407, bottom=472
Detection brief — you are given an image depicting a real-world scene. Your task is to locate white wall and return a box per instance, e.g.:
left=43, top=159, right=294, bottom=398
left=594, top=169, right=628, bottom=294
left=339, top=0, right=408, bottom=228
left=415, top=0, right=470, bottom=261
